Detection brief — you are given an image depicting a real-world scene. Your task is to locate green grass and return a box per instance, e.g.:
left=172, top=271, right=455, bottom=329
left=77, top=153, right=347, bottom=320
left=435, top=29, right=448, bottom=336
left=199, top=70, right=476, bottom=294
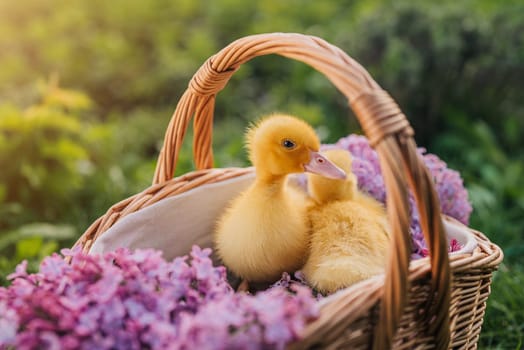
left=480, top=263, right=524, bottom=349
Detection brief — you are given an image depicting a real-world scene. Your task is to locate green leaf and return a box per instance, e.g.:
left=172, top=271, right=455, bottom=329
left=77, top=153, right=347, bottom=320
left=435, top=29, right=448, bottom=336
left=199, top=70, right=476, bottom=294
left=0, top=223, right=76, bottom=251
left=39, top=240, right=59, bottom=259
left=15, top=236, right=43, bottom=260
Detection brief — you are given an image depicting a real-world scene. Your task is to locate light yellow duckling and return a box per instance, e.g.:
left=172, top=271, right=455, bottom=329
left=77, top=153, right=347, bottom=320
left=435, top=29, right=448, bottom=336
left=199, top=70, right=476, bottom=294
left=214, top=114, right=346, bottom=283
left=302, top=149, right=390, bottom=294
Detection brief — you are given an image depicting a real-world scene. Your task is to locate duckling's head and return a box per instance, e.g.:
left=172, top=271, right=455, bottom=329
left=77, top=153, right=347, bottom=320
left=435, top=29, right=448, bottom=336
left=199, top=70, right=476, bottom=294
left=246, top=114, right=346, bottom=180
left=308, top=149, right=358, bottom=204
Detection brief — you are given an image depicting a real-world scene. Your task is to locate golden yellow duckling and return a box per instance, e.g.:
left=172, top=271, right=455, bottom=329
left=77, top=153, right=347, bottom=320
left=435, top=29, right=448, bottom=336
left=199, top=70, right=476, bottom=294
left=302, top=149, right=390, bottom=294
left=214, top=114, right=346, bottom=283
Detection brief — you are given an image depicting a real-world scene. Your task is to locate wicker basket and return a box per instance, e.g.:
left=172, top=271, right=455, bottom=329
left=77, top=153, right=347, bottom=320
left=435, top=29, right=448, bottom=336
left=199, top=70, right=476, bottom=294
left=74, top=33, right=503, bottom=349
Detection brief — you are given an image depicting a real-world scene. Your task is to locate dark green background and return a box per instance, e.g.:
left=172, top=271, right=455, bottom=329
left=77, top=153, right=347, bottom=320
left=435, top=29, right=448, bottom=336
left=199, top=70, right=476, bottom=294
left=0, top=1, right=522, bottom=348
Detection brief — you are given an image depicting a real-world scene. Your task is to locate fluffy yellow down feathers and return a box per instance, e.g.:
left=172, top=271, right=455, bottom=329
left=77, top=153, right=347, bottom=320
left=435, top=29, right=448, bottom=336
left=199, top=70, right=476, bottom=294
left=302, top=149, right=390, bottom=294
left=214, top=114, right=389, bottom=292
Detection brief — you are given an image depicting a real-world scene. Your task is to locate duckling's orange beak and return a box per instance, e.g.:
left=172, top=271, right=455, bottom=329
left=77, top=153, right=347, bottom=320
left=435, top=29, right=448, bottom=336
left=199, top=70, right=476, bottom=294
left=304, top=150, right=347, bottom=179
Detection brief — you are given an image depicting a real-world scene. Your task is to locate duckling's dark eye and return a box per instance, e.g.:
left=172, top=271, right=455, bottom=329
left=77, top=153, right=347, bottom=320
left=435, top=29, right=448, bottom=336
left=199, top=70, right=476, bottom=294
left=281, top=139, right=296, bottom=149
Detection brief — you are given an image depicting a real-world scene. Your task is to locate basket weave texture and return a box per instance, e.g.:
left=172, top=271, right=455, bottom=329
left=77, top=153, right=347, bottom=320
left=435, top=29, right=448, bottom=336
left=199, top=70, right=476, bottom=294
left=74, top=33, right=503, bottom=349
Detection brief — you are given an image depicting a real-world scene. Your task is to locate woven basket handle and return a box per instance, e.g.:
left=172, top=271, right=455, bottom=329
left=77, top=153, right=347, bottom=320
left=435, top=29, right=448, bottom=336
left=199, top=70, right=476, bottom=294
left=154, top=33, right=451, bottom=349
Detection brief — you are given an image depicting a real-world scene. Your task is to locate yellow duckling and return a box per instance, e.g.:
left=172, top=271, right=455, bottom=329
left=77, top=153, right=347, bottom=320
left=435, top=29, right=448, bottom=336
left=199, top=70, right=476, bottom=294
left=302, top=149, right=390, bottom=294
left=214, top=114, right=346, bottom=283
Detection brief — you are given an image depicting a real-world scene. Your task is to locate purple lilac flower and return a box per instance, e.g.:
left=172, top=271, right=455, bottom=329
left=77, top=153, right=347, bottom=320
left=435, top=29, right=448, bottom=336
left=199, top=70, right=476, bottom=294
left=0, top=300, right=18, bottom=346
left=175, top=284, right=317, bottom=350
left=322, top=134, right=472, bottom=258
left=0, top=246, right=318, bottom=350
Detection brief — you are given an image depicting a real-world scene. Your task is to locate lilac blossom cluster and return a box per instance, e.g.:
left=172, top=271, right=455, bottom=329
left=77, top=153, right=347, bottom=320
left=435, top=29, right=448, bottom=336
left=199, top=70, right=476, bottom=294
left=0, top=246, right=318, bottom=350
left=328, top=134, right=472, bottom=258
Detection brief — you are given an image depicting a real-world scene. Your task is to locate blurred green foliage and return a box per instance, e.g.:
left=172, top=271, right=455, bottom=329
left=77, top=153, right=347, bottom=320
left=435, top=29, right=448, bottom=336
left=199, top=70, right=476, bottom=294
left=0, top=223, right=76, bottom=285
left=0, top=0, right=523, bottom=347
left=0, top=80, right=95, bottom=227
left=481, top=263, right=524, bottom=349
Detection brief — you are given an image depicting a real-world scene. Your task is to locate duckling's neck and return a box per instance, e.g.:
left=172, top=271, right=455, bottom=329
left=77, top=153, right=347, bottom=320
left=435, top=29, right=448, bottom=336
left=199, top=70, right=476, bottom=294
left=310, top=179, right=357, bottom=205
left=251, top=174, right=301, bottom=215
left=254, top=173, right=288, bottom=192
